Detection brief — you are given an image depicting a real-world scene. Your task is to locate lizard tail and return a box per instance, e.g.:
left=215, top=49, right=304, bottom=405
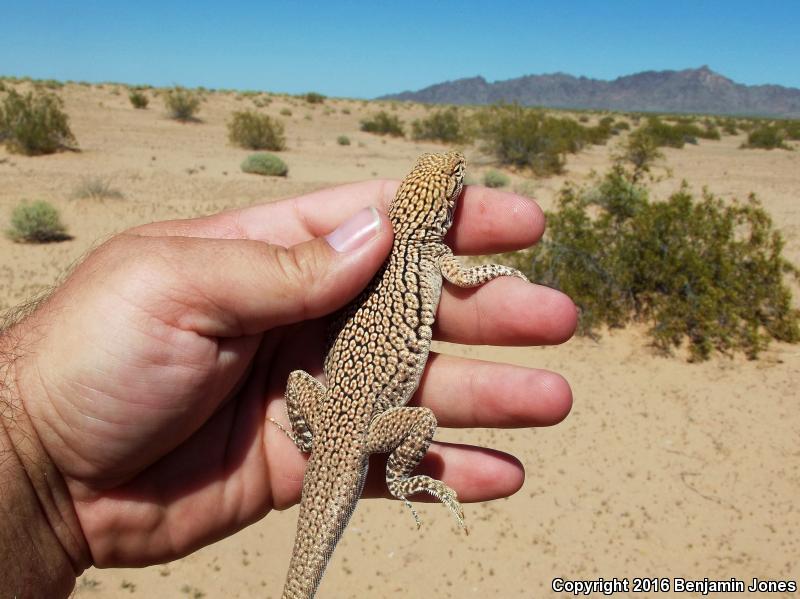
left=281, top=448, right=369, bottom=599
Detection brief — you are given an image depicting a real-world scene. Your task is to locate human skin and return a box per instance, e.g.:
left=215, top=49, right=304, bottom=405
left=0, top=180, right=576, bottom=597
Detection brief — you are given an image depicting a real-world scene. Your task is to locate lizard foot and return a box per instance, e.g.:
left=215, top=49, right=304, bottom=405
left=389, top=475, right=466, bottom=530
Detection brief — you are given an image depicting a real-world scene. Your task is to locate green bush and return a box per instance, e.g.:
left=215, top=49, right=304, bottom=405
left=337, top=135, right=350, bottom=146
left=411, top=107, right=469, bottom=144
left=0, top=89, right=77, bottom=155
left=279, top=108, right=292, bottom=116
left=741, top=126, right=790, bottom=150
left=360, top=111, right=404, bottom=137
left=240, top=152, right=288, bottom=177
left=304, top=92, right=326, bottom=104
left=227, top=110, right=286, bottom=150
left=483, top=169, right=510, bottom=188
left=0, top=81, right=6, bottom=92
left=473, top=104, right=591, bottom=176
left=635, top=117, right=719, bottom=149
left=498, top=167, right=799, bottom=360
left=6, top=200, right=70, bottom=242
left=617, top=131, right=664, bottom=181
left=720, top=119, right=738, bottom=135
left=164, top=87, right=200, bottom=121
left=781, top=119, right=800, bottom=140
left=128, top=91, right=149, bottom=109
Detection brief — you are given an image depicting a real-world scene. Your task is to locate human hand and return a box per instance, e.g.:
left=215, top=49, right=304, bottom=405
left=0, top=180, right=575, bottom=578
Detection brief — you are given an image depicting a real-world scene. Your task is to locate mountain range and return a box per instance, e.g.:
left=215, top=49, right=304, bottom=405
left=379, top=67, right=800, bottom=118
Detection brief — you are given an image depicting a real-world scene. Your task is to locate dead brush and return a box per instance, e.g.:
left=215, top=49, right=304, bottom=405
left=71, top=176, right=124, bottom=200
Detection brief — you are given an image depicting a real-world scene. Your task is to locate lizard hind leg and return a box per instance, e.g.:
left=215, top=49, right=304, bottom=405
left=270, top=369, right=325, bottom=452
left=365, top=406, right=466, bottom=531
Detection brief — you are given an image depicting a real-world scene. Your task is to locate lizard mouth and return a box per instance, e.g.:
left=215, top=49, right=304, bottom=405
left=443, top=184, right=461, bottom=230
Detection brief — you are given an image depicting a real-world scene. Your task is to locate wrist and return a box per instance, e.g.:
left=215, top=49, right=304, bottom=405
left=0, top=325, right=90, bottom=598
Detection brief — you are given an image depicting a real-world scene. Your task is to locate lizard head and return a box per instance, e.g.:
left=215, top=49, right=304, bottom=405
left=389, top=151, right=466, bottom=238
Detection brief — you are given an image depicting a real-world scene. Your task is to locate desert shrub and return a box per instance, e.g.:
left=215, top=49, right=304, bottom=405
left=616, top=131, right=665, bottom=181
left=337, top=135, right=350, bottom=146
left=635, top=117, right=720, bottom=149
left=279, top=108, right=292, bottom=116
left=781, top=119, right=800, bottom=140
left=240, top=152, right=288, bottom=176
left=583, top=121, right=613, bottom=144
left=498, top=167, right=799, bottom=360
left=411, top=107, right=469, bottom=144
left=473, top=104, right=592, bottom=176
left=0, top=81, right=6, bottom=92
left=341, top=107, right=351, bottom=115
left=227, top=110, right=286, bottom=150
left=720, top=119, right=739, bottom=135
left=72, top=176, right=123, bottom=200
left=0, top=89, right=77, bottom=155
left=636, top=117, right=694, bottom=148
left=38, top=79, right=63, bottom=90
left=613, top=121, right=631, bottom=132
left=6, top=200, right=70, bottom=242
left=164, top=87, right=200, bottom=121
left=702, top=123, right=721, bottom=140
left=128, top=91, right=149, bottom=109
left=304, top=92, right=325, bottom=104
left=742, top=125, right=790, bottom=150
left=483, top=169, right=510, bottom=188
left=360, top=111, right=404, bottom=137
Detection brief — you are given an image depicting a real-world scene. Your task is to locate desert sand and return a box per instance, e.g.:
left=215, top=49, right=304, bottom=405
left=1, top=82, right=798, bottom=598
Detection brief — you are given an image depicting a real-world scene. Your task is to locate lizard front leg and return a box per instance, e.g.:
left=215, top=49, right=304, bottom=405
left=366, top=406, right=465, bottom=530
left=271, top=369, right=324, bottom=452
left=438, top=246, right=528, bottom=287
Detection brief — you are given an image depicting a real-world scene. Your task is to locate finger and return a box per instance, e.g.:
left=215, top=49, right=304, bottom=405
left=362, top=442, right=524, bottom=503
left=132, top=181, right=544, bottom=255
left=435, top=277, right=578, bottom=345
left=413, top=353, right=572, bottom=428
left=445, top=186, right=544, bottom=255
left=126, top=207, right=393, bottom=337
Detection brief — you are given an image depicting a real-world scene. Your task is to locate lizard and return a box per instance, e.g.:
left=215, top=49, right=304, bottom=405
left=273, top=151, right=528, bottom=598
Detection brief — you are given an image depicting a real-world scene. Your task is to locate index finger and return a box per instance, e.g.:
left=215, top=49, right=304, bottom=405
left=133, top=180, right=545, bottom=255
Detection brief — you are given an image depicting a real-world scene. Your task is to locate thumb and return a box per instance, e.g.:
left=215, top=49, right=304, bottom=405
left=167, top=206, right=393, bottom=336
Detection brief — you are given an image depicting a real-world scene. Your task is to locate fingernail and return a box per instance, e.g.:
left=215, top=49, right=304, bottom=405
left=325, top=206, right=381, bottom=252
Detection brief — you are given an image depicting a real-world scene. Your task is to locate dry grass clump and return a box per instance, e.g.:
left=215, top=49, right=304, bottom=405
left=72, top=176, right=124, bottom=200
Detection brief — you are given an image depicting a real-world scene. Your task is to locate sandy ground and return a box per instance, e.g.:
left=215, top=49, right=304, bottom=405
left=1, top=82, right=798, bottom=598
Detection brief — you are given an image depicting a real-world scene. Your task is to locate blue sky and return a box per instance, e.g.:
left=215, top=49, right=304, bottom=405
left=2, top=1, right=798, bottom=97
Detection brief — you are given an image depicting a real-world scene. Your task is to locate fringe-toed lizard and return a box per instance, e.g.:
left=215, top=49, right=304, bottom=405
left=273, top=151, right=527, bottom=598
